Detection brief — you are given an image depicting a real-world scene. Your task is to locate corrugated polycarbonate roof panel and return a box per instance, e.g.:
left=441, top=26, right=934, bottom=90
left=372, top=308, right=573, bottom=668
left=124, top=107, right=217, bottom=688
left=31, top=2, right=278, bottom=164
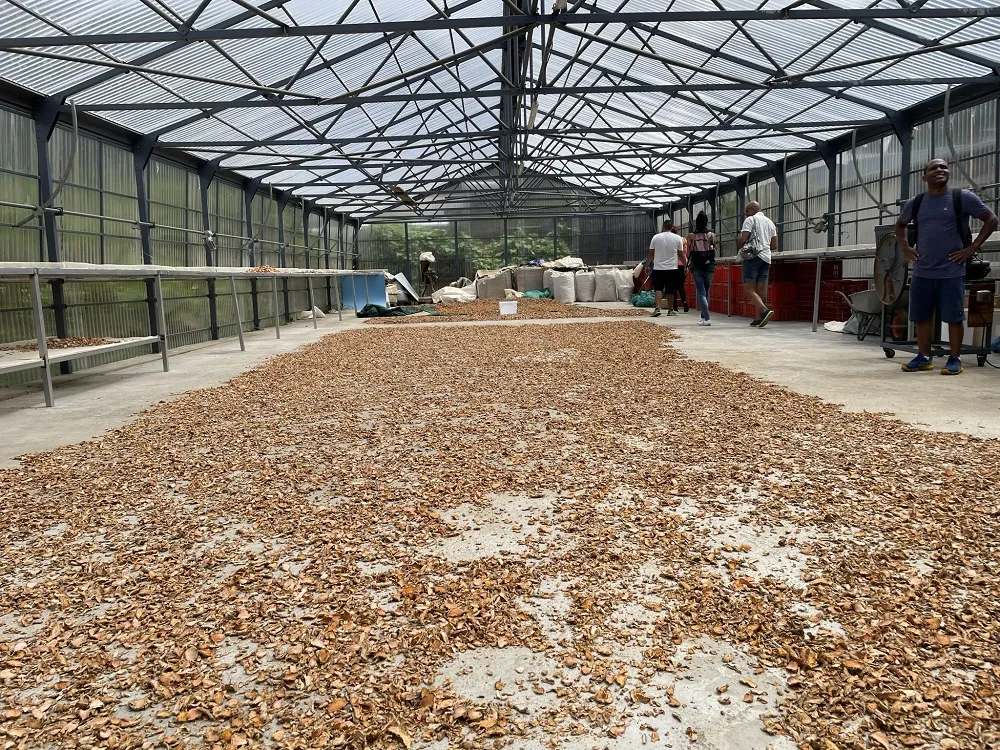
left=3, top=0, right=1000, bottom=214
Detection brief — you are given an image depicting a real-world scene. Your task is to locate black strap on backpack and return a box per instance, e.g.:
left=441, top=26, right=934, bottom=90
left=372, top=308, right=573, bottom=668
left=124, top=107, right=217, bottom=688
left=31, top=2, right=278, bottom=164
left=907, top=187, right=972, bottom=248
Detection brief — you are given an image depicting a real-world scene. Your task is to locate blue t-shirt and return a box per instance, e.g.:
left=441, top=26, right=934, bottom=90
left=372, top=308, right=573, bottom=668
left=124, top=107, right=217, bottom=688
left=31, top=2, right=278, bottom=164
left=899, top=189, right=988, bottom=279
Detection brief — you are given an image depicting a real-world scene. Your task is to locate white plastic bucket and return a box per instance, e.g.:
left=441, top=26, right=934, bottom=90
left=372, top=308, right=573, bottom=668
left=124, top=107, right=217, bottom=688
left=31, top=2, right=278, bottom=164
left=499, top=300, right=518, bottom=316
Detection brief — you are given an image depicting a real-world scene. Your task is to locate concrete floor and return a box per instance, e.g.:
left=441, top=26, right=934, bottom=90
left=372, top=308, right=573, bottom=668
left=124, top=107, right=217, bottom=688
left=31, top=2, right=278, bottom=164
left=658, top=308, right=1000, bottom=440
left=2, top=303, right=997, bottom=468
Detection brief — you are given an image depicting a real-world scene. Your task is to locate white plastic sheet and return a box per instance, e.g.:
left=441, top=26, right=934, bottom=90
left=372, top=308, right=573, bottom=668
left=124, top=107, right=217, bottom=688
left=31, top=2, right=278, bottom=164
left=542, top=256, right=585, bottom=269
left=432, top=284, right=477, bottom=303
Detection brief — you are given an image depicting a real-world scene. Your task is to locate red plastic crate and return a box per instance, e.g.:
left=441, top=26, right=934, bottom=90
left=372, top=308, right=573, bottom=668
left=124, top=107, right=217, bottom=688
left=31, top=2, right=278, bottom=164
left=795, top=260, right=843, bottom=282
left=769, top=282, right=799, bottom=305
left=769, top=263, right=797, bottom=283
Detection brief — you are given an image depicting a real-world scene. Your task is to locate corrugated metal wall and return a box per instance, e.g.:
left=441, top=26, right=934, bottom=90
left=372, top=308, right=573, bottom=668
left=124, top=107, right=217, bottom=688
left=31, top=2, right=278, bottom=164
left=0, top=104, right=345, bottom=390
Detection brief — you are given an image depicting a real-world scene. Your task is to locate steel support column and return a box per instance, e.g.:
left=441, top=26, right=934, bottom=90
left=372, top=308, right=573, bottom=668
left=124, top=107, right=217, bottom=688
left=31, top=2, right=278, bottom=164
left=134, top=136, right=160, bottom=354
left=302, top=200, right=313, bottom=270
left=32, top=97, right=70, bottom=373
left=352, top=220, right=360, bottom=270
left=889, top=112, right=913, bottom=202
left=404, top=222, right=412, bottom=283
left=244, top=177, right=261, bottom=329
left=200, top=159, right=220, bottom=339
left=819, top=143, right=838, bottom=249
left=503, top=217, right=510, bottom=266
left=735, top=175, right=747, bottom=218
left=323, top=208, right=332, bottom=308
left=769, top=162, right=786, bottom=252
left=602, top=215, right=609, bottom=264
left=707, top=187, right=718, bottom=238
left=277, top=191, right=291, bottom=322
left=338, top=214, right=345, bottom=271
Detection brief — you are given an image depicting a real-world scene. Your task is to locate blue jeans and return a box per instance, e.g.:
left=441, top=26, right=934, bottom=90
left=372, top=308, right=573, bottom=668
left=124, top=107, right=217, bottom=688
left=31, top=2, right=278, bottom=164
left=691, top=267, right=714, bottom=320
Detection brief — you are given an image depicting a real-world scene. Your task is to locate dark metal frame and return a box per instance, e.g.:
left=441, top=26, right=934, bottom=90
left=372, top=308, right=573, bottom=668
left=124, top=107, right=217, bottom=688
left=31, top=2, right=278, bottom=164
left=1, top=0, right=1000, bottom=225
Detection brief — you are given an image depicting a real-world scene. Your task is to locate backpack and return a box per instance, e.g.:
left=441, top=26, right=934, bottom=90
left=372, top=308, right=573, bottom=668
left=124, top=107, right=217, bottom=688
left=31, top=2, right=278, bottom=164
left=906, top=188, right=972, bottom=248
left=689, top=232, right=716, bottom=269
left=907, top=188, right=991, bottom=278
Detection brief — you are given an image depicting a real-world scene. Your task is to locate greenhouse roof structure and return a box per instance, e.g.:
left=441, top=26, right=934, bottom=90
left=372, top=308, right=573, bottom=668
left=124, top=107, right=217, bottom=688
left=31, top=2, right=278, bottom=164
left=2, top=0, right=999, bottom=219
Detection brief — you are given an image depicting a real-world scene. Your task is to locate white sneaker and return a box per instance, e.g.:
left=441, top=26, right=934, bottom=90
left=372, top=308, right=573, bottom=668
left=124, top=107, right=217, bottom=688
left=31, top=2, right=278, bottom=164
left=666, top=310, right=678, bottom=316
left=698, top=319, right=711, bottom=326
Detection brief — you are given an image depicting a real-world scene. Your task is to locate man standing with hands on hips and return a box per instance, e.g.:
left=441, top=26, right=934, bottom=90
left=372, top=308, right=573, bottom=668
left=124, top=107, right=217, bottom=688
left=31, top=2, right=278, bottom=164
left=895, top=158, right=997, bottom=375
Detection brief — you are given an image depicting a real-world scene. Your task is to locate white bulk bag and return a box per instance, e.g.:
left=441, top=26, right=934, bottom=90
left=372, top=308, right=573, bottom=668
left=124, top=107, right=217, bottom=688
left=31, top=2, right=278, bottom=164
left=615, top=268, right=634, bottom=302
left=516, top=266, right=545, bottom=292
left=574, top=271, right=596, bottom=302
left=593, top=268, right=618, bottom=302
left=543, top=269, right=554, bottom=293
left=550, top=270, right=577, bottom=303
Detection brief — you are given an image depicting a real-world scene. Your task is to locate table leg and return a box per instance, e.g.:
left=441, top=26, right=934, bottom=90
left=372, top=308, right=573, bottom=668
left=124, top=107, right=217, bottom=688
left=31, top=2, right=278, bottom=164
left=307, top=277, right=318, bottom=330
left=230, top=275, right=246, bottom=351
left=155, top=273, right=171, bottom=372
left=811, top=257, right=823, bottom=333
left=272, top=275, right=281, bottom=339
left=333, top=275, right=343, bottom=321
left=30, top=272, right=54, bottom=407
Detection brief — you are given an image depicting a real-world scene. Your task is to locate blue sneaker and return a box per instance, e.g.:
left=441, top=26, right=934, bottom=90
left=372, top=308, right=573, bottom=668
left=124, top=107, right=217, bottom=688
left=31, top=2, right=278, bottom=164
left=901, top=354, right=933, bottom=372
left=941, top=356, right=963, bottom=376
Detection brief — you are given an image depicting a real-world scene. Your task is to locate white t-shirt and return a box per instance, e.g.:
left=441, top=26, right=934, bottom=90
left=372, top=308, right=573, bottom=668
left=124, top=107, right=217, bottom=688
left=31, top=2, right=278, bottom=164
left=649, top=231, right=683, bottom=270
left=740, top=214, right=777, bottom=263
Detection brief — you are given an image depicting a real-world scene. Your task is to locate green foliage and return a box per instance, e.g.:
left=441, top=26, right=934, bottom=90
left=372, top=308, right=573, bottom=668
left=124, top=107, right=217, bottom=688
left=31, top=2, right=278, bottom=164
left=358, top=221, right=578, bottom=279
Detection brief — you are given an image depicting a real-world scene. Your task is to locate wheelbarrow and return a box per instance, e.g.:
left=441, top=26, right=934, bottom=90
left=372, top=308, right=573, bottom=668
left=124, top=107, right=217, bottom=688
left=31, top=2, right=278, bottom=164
left=835, top=288, right=884, bottom=342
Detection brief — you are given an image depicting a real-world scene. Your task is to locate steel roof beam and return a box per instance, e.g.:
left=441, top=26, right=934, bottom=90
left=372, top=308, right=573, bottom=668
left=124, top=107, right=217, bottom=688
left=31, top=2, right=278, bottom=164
left=160, top=121, right=858, bottom=150
left=5, top=6, right=1000, bottom=50
left=775, top=30, right=1000, bottom=82
left=143, top=0, right=491, bottom=138
left=11, top=31, right=523, bottom=107
left=106, top=68, right=992, bottom=112
left=567, top=0, right=899, bottom=117
left=51, top=0, right=295, bottom=98
left=53, top=76, right=994, bottom=116
left=156, top=148, right=809, bottom=165
left=804, top=0, right=1000, bottom=74
left=263, top=169, right=737, bottom=186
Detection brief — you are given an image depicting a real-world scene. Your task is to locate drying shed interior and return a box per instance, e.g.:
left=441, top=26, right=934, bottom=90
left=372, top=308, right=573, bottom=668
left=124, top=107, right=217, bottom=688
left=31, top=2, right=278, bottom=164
left=2, top=1, right=1000, bottom=750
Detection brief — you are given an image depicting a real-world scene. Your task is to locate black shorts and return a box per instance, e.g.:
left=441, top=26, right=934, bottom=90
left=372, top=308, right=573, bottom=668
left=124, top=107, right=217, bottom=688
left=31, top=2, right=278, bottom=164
left=652, top=268, right=682, bottom=294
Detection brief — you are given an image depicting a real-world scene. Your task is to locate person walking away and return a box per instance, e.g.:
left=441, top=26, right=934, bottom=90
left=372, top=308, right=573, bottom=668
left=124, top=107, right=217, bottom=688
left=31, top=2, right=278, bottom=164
left=671, top=226, right=690, bottom=313
left=895, top=158, right=997, bottom=375
left=738, top=201, right=778, bottom=327
left=687, top=211, right=717, bottom=326
left=647, top=220, right=684, bottom=317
